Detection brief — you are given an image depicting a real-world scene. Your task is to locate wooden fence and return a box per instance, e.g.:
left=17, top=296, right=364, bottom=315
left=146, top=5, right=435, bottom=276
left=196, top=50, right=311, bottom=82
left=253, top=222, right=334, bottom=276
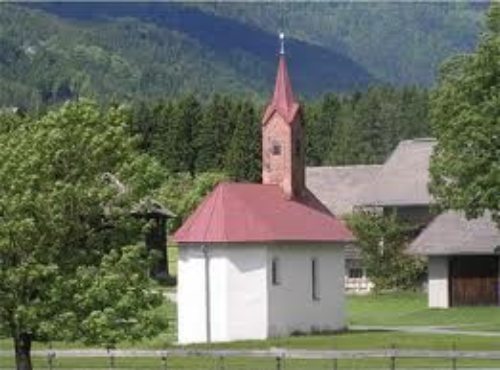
left=3, top=348, right=500, bottom=369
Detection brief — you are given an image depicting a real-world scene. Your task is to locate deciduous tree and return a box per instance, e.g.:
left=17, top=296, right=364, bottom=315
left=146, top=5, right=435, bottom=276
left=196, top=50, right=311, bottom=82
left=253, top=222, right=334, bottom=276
left=346, top=212, right=426, bottom=291
left=0, top=101, right=167, bottom=370
left=430, top=5, right=500, bottom=224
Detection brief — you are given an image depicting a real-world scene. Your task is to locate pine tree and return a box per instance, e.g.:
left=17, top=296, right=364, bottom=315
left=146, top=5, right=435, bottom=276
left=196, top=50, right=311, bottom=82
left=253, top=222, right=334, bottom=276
left=150, top=100, right=174, bottom=169
left=307, top=93, right=341, bottom=166
left=128, top=101, right=154, bottom=151
left=195, top=94, right=232, bottom=172
left=327, top=99, right=362, bottom=165
left=224, top=100, right=261, bottom=182
left=159, top=94, right=201, bottom=175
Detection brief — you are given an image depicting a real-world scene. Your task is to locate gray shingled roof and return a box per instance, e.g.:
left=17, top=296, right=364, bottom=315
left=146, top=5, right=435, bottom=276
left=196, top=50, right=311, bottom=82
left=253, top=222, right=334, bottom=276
left=306, top=165, right=381, bottom=216
left=358, top=138, right=436, bottom=207
left=409, top=211, right=500, bottom=255
left=307, top=138, right=500, bottom=255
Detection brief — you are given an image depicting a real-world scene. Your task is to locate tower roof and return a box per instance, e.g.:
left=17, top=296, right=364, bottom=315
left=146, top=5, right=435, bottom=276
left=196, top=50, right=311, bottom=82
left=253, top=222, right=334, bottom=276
left=263, top=45, right=300, bottom=125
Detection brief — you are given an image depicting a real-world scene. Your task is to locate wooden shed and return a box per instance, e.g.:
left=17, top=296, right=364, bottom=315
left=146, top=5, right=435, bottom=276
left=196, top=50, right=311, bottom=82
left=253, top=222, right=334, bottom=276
left=409, top=211, right=500, bottom=307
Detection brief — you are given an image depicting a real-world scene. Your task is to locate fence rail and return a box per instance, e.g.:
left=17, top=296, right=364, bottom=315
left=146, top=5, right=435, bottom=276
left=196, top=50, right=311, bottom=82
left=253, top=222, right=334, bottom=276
left=2, top=348, right=500, bottom=369
left=3, top=348, right=500, bottom=359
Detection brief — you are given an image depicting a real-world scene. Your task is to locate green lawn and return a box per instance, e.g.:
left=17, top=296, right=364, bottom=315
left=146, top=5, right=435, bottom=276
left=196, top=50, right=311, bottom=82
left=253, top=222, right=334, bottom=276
left=2, top=355, right=500, bottom=370
left=4, top=291, right=500, bottom=368
left=4, top=355, right=500, bottom=370
left=3, top=292, right=500, bottom=352
left=348, top=291, right=500, bottom=329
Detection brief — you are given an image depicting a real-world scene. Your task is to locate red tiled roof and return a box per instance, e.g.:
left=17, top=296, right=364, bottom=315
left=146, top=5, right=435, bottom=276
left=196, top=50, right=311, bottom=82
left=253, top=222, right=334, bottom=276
left=174, top=182, right=354, bottom=244
left=262, top=55, right=300, bottom=125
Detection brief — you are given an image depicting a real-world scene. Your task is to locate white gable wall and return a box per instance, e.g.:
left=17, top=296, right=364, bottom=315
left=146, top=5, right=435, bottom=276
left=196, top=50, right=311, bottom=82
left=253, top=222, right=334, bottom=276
left=268, top=244, right=346, bottom=336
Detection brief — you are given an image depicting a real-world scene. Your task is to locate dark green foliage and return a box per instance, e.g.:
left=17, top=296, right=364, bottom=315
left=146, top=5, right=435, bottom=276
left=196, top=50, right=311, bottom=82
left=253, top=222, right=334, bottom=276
left=127, top=86, right=430, bottom=183
left=195, top=94, right=233, bottom=173
left=347, top=212, right=426, bottom=291
left=305, top=94, right=340, bottom=166
left=156, top=95, right=201, bottom=175
left=430, top=4, right=500, bottom=225
left=305, top=86, right=431, bottom=166
left=224, top=101, right=262, bottom=182
left=0, top=4, right=258, bottom=110
left=155, top=172, right=229, bottom=232
left=128, top=96, right=263, bottom=183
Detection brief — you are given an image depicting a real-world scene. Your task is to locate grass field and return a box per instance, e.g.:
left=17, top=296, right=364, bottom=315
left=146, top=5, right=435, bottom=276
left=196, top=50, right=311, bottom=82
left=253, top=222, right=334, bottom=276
left=4, top=355, right=500, bottom=370
left=2, top=355, right=500, bottom=370
left=348, top=291, right=500, bottom=330
left=2, top=292, right=500, bottom=348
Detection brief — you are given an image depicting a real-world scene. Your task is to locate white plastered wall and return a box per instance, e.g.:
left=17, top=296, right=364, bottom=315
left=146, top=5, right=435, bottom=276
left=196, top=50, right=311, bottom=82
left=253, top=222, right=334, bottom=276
left=267, top=244, right=346, bottom=336
left=177, top=244, right=268, bottom=344
left=224, top=245, right=268, bottom=341
left=428, top=256, right=449, bottom=308
left=177, top=245, right=208, bottom=344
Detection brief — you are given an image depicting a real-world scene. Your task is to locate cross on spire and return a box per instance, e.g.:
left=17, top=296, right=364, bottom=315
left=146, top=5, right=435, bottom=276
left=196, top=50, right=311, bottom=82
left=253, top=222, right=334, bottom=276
left=279, top=32, right=285, bottom=55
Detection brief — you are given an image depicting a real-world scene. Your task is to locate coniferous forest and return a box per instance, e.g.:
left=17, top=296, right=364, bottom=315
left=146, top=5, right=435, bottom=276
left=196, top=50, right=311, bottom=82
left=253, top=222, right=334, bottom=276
left=128, top=86, right=430, bottom=180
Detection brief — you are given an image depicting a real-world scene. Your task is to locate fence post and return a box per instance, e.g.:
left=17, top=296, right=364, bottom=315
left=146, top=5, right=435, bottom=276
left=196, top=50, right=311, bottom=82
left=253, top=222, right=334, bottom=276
left=390, top=344, right=396, bottom=370
left=161, top=354, right=168, bottom=370
left=47, top=342, right=55, bottom=370
left=218, top=355, right=225, bottom=370
left=332, top=357, right=338, bottom=370
left=276, top=355, right=282, bottom=370
left=451, top=342, right=457, bottom=370
left=107, top=347, right=115, bottom=370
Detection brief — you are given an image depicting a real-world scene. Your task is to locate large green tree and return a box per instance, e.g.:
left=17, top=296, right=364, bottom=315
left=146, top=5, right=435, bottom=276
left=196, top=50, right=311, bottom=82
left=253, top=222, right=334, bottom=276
left=0, top=101, right=167, bottom=370
left=347, top=212, right=426, bottom=291
left=430, top=5, right=500, bottom=224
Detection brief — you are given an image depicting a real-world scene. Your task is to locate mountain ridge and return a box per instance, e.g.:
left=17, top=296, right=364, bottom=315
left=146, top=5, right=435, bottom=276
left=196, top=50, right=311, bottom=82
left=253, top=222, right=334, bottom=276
left=0, top=2, right=487, bottom=109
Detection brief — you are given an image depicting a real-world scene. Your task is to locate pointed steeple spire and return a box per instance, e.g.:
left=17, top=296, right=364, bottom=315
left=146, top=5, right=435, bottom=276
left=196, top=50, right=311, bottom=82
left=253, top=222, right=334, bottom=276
left=261, top=32, right=305, bottom=200
left=262, top=32, right=299, bottom=125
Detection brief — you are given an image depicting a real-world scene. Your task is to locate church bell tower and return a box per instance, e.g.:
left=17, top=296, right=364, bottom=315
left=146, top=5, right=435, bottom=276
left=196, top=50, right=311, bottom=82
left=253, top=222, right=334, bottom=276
left=261, top=33, right=305, bottom=199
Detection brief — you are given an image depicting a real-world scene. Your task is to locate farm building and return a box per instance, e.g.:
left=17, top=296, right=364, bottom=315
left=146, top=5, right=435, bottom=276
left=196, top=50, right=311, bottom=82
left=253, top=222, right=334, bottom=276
left=307, top=139, right=437, bottom=293
left=410, top=212, right=500, bottom=307
left=174, top=36, right=353, bottom=344
left=323, top=137, right=500, bottom=308
left=309, top=137, right=500, bottom=305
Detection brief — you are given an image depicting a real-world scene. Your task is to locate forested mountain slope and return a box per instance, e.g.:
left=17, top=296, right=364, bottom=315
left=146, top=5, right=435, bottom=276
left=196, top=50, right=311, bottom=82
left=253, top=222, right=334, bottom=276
left=0, top=3, right=372, bottom=109
left=196, top=2, right=485, bottom=86
left=0, top=2, right=487, bottom=109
